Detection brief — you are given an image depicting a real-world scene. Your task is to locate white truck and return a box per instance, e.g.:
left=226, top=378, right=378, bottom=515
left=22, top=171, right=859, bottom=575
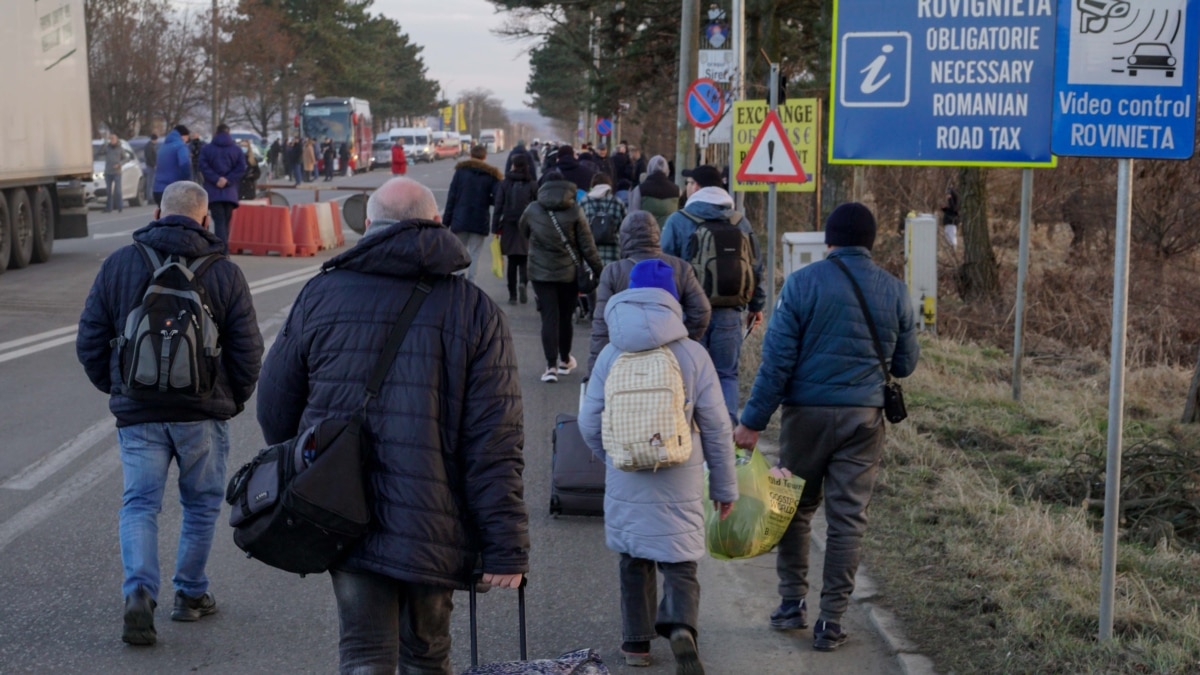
left=478, top=128, right=506, bottom=154
left=387, top=127, right=435, bottom=164
left=0, top=0, right=91, bottom=275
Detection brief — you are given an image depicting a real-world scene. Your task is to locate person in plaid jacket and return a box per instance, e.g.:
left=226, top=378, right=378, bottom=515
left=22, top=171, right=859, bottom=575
left=579, top=173, right=627, bottom=268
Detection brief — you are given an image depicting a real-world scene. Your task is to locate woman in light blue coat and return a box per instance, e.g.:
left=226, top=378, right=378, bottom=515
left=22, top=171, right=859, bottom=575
left=578, top=259, right=738, bottom=674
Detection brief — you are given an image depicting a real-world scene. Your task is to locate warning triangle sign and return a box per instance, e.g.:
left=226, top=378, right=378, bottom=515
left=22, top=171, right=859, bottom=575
left=736, top=110, right=808, bottom=184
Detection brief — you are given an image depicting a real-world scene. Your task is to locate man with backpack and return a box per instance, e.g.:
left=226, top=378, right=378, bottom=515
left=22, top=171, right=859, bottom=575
left=578, top=173, right=627, bottom=269
left=661, top=164, right=765, bottom=426
left=76, top=180, right=264, bottom=647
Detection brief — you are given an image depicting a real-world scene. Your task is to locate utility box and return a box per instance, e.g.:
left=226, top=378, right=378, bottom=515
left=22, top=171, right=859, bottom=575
left=904, top=213, right=938, bottom=332
left=782, top=232, right=827, bottom=278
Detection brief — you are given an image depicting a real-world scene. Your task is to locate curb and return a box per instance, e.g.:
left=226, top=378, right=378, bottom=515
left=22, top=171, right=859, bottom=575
left=756, top=439, right=937, bottom=675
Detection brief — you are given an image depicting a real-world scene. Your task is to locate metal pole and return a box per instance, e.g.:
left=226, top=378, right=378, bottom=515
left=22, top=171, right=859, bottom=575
left=732, top=0, right=746, bottom=213
left=675, top=0, right=697, bottom=189
left=1012, top=169, right=1033, bottom=401
left=1098, top=158, right=1134, bottom=642
left=211, top=0, right=219, bottom=134
left=765, top=62, right=779, bottom=318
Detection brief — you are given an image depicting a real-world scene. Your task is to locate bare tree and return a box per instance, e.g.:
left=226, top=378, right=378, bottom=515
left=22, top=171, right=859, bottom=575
left=86, top=0, right=170, bottom=137
left=956, top=166, right=1000, bottom=299
left=1186, top=347, right=1200, bottom=423
left=154, top=12, right=209, bottom=130
left=223, top=1, right=296, bottom=137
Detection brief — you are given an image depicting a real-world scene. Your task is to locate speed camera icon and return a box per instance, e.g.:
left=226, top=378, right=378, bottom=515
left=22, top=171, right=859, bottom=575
left=1078, top=0, right=1131, bottom=33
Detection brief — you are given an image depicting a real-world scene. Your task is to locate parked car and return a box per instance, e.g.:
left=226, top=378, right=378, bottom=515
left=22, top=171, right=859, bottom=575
left=371, top=140, right=392, bottom=169
left=86, top=139, right=145, bottom=207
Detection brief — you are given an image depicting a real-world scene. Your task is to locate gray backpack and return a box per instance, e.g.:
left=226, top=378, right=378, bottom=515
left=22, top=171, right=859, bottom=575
left=114, top=243, right=221, bottom=397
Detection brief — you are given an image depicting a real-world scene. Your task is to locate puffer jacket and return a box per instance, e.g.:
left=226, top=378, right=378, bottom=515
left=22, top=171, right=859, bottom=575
left=661, top=188, right=767, bottom=313
left=550, top=154, right=595, bottom=193
left=740, top=247, right=920, bottom=430
left=519, top=180, right=603, bottom=284
left=630, top=171, right=680, bottom=224
left=153, top=131, right=193, bottom=192
left=578, top=287, right=738, bottom=563
left=444, top=159, right=502, bottom=236
left=492, top=168, right=537, bottom=257
left=76, top=215, right=263, bottom=426
left=199, top=132, right=247, bottom=204
left=255, top=219, right=529, bottom=589
left=588, top=211, right=711, bottom=371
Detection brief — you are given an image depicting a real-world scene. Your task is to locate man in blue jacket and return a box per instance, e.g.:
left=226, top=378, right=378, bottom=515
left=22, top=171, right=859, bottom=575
left=256, top=177, right=528, bottom=674
left=733, top=202, right=919, bottom=653
left=661, top=164, right=766, bottom=426
left=77, top=181, right=264, bottom=647
left=153, top=125, right=194, bottom=206
left=198, top=124, right=248, bottom=245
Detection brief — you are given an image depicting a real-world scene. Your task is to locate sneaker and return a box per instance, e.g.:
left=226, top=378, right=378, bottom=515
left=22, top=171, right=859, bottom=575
left=170, top=590, right=218, bottom=622
left=769, top=599, right=808, bottom=630
left=556, top=355, right=577, bottom=375
left=669, top=628, right=704, bottom=675
left=122, top=585, right=157, bottom=646
left=621, top=641, right=651, bottom=667
left=541, top=368, right=558, bottom=383
left=812, top=619, right=848, bottom=652
left=518, top=285, right=528, bottom=304
left=508, top=295, right=518, bottom=305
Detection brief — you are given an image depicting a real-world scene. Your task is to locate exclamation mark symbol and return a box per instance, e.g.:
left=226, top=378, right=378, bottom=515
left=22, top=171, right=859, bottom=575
left=767, top=140, right=775, bottom=172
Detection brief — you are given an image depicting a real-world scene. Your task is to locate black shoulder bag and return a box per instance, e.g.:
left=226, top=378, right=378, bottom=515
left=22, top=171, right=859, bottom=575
left=830, top=258, right=908, bottom=424
left=547, top=208, right=598, bottom=293
left=225, top=279, right=432, bottom=575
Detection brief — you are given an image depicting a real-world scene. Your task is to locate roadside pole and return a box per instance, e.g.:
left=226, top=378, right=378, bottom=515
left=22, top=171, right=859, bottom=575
left=1011, top=169, right=1033, bottom=401
left=675, top=0, right=697, bottom=190
left=731, top=0, right=745, bottom=214
left=765, top=62, right=779, bottom=317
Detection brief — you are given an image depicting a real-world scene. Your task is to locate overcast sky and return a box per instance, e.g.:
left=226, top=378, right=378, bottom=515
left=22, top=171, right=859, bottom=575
left=371, top=0, right=533, bottom=110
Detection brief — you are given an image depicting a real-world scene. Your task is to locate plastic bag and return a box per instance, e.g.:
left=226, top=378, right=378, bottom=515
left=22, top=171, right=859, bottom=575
left=704, top=448, right=805, bottom=560
left=491, top=236, right=504, bottom=278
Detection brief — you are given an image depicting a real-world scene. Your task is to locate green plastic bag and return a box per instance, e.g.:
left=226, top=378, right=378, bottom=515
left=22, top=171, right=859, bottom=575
left=704, top=448, right=805, bottom=560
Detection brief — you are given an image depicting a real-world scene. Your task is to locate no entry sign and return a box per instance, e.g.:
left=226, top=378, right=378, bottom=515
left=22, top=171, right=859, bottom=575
left=686, top=78, right=724, bottom=129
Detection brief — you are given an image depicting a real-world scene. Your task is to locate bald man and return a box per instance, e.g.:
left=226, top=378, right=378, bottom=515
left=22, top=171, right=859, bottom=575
left=256, top=178, right=529, bottom=673
left=77, top=180, right=263, bottom=646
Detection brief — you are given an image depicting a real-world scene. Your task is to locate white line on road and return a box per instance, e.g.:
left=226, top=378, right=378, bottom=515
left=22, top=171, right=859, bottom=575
left=0, top=447, right=120, bottom=552
left=0, top=334, right=78, bottom=365
left=1, top=419, right=116, bottom=491
left=0, top=326, right=77, bottom=352
left=92, top=229, right=138, bottom=240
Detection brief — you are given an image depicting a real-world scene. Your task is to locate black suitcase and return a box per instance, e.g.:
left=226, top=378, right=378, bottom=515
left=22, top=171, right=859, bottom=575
left=549, top=413, right=605, bottom=517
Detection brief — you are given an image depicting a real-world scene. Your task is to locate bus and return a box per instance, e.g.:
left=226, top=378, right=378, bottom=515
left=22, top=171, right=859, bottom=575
left=298, top=97, right=373, bottom=174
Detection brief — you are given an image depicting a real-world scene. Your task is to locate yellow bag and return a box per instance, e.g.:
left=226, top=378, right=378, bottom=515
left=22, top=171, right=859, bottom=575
left=704, top=448, right=805, bottom=560
left=490, top=236, right=503, bottom=278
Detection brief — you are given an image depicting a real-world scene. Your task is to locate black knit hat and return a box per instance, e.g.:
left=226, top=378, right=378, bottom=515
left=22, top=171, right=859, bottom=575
left=824, top=202, right=877, bottom=249
left=682, top=164, right=722, bottom=188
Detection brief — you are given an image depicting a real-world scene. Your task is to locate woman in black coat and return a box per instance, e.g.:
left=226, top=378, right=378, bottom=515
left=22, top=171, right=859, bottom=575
left=492, top=154, right=538, bottom=304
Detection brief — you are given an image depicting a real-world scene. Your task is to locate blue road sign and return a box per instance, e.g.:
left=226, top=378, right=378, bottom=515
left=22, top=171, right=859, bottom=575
left=830, top=0, right=1057, bottom=166
left=686, top=79, right=723, bottom=129
left=596, top=118, right=612, bottom=136
left=1051, top=0, right=1199, bottom=159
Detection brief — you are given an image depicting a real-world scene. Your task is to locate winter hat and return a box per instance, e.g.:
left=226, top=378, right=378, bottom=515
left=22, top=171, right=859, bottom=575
left=173, top=124, right=190, bottom=137
left=682, top=164, right=723, bottom=188
left=628, top=259, right=678, bottom=300
left=824, top=202, right=877, bottom=249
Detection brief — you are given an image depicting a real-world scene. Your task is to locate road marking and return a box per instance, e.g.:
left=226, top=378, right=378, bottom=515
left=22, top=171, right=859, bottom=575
left=0, top=334, right=78, bottom=365
left=1, top=419, right=115, bottom=490
left=92, top=229, right=138, bottom=240
left=0, top=326, right=77, bottom=352
left=0, top=447, right=120, bottom=552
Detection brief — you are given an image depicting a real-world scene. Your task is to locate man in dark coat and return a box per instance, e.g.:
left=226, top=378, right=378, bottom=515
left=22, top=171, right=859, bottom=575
left=198, top=124, right=247, bottom=245
left=255, top=177, right=528, bottom=674
left=551, top=144, right=596, bottom=193
left=76, top=180, right=263, bottom=647
left=142, top=134, right=158, bottom=203
left=443, top=144, right=502, bottom=282
left=504, top=139, right=538, bottom=181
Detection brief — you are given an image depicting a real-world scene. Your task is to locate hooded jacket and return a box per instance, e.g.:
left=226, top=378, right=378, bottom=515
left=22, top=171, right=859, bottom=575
left=492, top=166, right=537, bottom=256
left=587, top=211, right=711, bottom=371
left=519, top=180, right=604, bottom=284
left=578, top=287, right=738, bottom=563
left=661, top=187, right=767, bottom=313
left=255, top=219, right=529, bottom=589
left=740, top=247, right=920, bottom=429
left=549, top=153, right=595, bottom=193
left=199, top=132, right=248, bottom=204
left=444, top=158, right=503, bottom=236
left=76, top=215, right=263, bottom=426
left=629, top=156, right=680, bottom=223
left=153, top=130, right=193, bottom=192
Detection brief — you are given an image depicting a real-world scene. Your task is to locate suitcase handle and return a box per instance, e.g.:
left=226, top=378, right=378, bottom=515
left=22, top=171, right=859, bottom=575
left=469, top=573, right=527, bottom=666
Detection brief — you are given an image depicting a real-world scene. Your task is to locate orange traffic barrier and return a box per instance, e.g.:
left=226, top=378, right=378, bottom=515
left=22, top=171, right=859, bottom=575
left=290, top=204, right=322, bottom=257
left=228, top=204, right=299, bottom=257
left=330, top=202, right=346, bottom=247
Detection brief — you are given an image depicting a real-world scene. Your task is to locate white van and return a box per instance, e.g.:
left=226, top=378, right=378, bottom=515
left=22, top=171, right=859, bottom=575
left=388, top=127, right=434, bottom=163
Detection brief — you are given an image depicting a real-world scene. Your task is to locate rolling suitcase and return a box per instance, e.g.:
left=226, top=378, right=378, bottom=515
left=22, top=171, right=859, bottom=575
left=549, top=413, right=606, bottom=517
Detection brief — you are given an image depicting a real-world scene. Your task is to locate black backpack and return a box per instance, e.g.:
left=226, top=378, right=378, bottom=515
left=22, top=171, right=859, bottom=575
left=590, top=209, right=618, bottom=246
left=684, top=213, right=755, bottom=308
left=114, top=243, right=221, bottom=397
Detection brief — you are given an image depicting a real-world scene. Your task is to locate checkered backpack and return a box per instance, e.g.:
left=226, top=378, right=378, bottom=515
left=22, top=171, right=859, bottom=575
left=601, top=346, right=693, bottom=472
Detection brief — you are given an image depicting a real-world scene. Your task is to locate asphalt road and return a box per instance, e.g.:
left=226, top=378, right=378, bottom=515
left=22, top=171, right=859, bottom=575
left=0, top=151, right=903, bottom=674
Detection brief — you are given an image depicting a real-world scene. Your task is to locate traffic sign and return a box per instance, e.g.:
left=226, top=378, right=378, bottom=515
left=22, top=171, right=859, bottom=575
left=829, top=0, right=1057, bottom=166
left=1051, top=0, right=1199, bottom=159
left=732, top=100, right=818, bottom=193
left=686, top=78, right=724, bottom=129
left=736, top=110, right=807, bottom=184
left=596, top=117, right=612, bottom=136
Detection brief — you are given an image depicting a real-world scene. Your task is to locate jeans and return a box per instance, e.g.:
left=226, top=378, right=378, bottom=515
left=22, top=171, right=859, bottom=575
left=700, top=308, right=744, bottom=425
left=117, top=420, right=230, bottom=599
left=330, top=569, right=454, bottom=675
left=775, top=406, right=885, bottom=623
left=506, top=254, right=528, bottom=299
left=145, top=170, right=155, bottom=202
left=453, top=231, right=488, bottom=282
left=292, top=163, right=303, bottom=185
left=532, top=280, right=578, bottom=368
left=104, top=173, right=122, bottom=212
left=209, top=202, right=235, bottom=245
left=619, top=554, right=700, bottom=642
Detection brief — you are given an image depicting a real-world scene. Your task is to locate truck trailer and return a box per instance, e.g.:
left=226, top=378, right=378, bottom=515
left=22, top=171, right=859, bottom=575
left=0, top=0, right=92, bottom=275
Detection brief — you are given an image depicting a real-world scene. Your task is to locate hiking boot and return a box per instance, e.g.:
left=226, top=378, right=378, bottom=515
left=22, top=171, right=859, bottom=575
left=518, top=285, right=528, bottom=304
left=556, top=355, right=578, bottom=375
left=621, top=641, right=651, bottom=667
left=769, top=599, right=808, bottom=630
left=812, top=619, right=848, bottom=652
left=122, top=585, right=157, bottom=646
left=171, top=590, right=217, bottom=622
left=541, top=368, right=558, bottom=383
left=669, top=627, right=704, bottom=675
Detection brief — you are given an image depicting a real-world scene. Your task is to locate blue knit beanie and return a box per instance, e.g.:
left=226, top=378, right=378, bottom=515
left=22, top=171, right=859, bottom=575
left=628, top=259, right=679, bottom=300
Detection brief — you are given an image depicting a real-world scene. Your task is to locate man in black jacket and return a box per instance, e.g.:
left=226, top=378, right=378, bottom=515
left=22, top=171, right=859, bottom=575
left=256, top=177, right=528, bottom=673
left=76, top=181, right=264, bottom=647
left=443, top=144, right=502, bottom=282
